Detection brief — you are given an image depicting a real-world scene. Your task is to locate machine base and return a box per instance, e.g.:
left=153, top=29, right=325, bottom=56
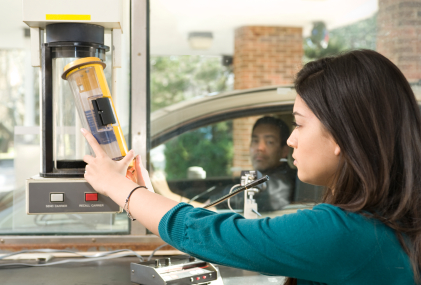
left=26, top=175, right=122, bottom=214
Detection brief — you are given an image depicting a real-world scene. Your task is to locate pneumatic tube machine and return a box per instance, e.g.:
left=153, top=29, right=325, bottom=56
left=24, top=21, right=123, bottom=214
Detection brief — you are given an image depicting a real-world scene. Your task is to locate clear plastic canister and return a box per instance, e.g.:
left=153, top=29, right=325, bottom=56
left=62, top=57, right=128, bottom=161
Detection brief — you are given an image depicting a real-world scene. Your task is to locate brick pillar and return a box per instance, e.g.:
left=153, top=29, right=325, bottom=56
left=232, top=26, right=303, bottom=176
left=232, top=115, right=260, bottom=175
left=377, top=0, right=421, bottom=82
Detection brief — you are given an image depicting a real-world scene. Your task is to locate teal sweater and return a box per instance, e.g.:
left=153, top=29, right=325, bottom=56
left=158, top=203, right=414, bottom=284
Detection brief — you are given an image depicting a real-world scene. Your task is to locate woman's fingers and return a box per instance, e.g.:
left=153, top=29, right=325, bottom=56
left=122, top=150, right=137, bottom=183
left=120, top=150, right=134, bottom=166
left=80, top=128, right=106, bottom=157
left=135, top=154, right=147, bottom=170
left=135, top=155, right=154, bottom=192
left=83, top=154, right=94, bottom=164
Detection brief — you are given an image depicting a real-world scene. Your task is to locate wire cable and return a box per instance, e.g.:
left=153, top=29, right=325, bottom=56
left=227, top=184, right=241, bottom=213
left=146, top=243, right=169, bottom=261
left=147, top=186, right=218, bottom=261
left=0, top=249, right=143, bottom=268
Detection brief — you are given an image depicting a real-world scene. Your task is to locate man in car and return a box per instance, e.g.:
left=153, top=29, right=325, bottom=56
left=248, top=116, right=296, bottom=212
left=211, top=116, right=296, bottom=212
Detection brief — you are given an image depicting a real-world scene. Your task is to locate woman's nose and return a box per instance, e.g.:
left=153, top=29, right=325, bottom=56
left=287, top=134, right=297, bottom=149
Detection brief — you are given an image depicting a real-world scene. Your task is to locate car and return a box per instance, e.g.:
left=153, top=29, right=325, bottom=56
left=150, top=85, right=321, bottom=216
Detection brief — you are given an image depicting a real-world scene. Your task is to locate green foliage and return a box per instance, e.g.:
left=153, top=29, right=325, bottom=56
left=304, top=36, right=347, bottom=61
left=151, top=55, right=234, bottom=180
left=151, top=55, right=232, bottom=111
left=164, top=121, right=233, bottom=180
left=304, top=13, right=377, bottom=60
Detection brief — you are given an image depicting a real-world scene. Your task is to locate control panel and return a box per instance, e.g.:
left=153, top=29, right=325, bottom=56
left=131, top=255, right=219, bottom=285
left=26, top=176, right=121, bottom=214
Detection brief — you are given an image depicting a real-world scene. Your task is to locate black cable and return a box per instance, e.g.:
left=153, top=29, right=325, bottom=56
left=187, top=185, right=217, bottom=203
left=203, top=175, right=269, bottom=209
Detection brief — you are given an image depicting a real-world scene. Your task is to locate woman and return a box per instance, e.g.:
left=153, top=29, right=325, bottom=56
left=82, top=49, right=419, bottom=284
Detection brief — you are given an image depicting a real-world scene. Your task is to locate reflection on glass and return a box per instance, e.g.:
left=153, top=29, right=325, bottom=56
left=0, top=130, right=130, bottom=234
left=53, top=57, right=87, bottom=162
left=150, top=55, right=233, bottom=111
left=0, top=3, right=132, bottom=235
left=150, top=114, right=325, bottom=216
left=164, top=121, right=233, bottom=180
left=149, top=1, right=384, bottom=218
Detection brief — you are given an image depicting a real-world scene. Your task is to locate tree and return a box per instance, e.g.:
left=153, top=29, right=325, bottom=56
left=304, top=14, right=377, bottom=60
left=164, top=121, right=233, bottom=180
left=151, top=55, right=232, bottom=111
left=151, top=55, right=234, bottom=179
left=0, top=50, right=39, bottom=154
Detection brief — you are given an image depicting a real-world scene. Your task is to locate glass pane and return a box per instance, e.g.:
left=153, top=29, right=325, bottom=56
left=150, top=55, right=233, bottom=111
left=149, top=0, right=421, bottom=218
left=0, top=0, right=131, bottom=235
left=150, top=109, right=323, bottom=217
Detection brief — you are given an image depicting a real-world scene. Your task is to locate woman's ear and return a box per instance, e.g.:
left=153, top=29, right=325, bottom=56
left=334, top=144, right=341, bottom=156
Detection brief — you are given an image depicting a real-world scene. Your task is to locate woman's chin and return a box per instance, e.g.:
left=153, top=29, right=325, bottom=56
left=297, top=173, right=317, bottom=186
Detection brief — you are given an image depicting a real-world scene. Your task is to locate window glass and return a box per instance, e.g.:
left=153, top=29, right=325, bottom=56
left=0, top=1, right=131, bottom=234
left=150, top=109, right=324, bottom=216
left=1, top=0, right=420, bottom=235
left=150, top=55, right=233, bottom=111
left=149, top=0, right=420, bottom=218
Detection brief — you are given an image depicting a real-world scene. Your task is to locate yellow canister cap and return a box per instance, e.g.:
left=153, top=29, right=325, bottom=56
left=62, top=57, right=106, bottom=80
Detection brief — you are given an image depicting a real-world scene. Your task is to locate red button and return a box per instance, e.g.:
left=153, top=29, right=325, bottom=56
left=85, top=193, right=98, bottom=201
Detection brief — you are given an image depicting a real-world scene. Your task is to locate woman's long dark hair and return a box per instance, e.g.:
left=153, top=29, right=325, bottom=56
left=285, top=49, right=421, bottom=285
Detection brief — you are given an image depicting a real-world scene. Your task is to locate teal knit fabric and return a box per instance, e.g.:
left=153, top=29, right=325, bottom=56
left=158, top=203, right=414, bottom=284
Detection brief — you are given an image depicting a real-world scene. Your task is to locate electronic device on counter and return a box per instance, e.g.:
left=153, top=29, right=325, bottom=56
left=131, top=255, right=220, bottom=285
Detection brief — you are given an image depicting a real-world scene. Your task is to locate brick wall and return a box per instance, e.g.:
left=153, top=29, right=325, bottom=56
left=234, top=26, right=303, bottom=89
left=377, top=0, right=421, bottom=82
left=232, top=115, right=260, bottom=175
left=232, top=26, right=303, bottom=176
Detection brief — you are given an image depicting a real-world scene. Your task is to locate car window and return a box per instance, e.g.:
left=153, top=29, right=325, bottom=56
left=150, top=110, right=323, bottom=217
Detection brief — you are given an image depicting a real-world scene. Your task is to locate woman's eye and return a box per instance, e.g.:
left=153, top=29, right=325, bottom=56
left=292, top=122, right=300, bottom=129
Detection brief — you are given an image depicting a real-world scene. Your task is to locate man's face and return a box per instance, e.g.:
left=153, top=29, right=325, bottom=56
left=250, top=124, right=288, bottom=172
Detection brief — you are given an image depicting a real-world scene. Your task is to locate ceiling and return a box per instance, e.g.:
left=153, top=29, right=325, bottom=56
left=150, top=0, right=378, bottom=55
left=0, top=0, right=378, bottom=54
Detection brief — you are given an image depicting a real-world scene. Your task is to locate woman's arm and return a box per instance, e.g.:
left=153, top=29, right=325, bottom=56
left=81, top=128, right=178, bottom=235
left=80, top=130, right=388, bottom=282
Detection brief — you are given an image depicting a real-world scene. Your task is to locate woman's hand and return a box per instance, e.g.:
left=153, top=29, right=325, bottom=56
left=134, top=153, right=155, bottom=193
left=81, top=129, right=178, bottom=236
left=81, top=128, right=135, bottom=196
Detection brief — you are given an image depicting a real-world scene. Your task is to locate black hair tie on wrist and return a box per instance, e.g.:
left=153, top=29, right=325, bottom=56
left=124, top=186, right=148, bottom=221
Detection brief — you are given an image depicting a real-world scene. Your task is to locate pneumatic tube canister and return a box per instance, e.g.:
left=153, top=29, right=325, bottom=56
left=62, top=57, right=136, bottom=180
